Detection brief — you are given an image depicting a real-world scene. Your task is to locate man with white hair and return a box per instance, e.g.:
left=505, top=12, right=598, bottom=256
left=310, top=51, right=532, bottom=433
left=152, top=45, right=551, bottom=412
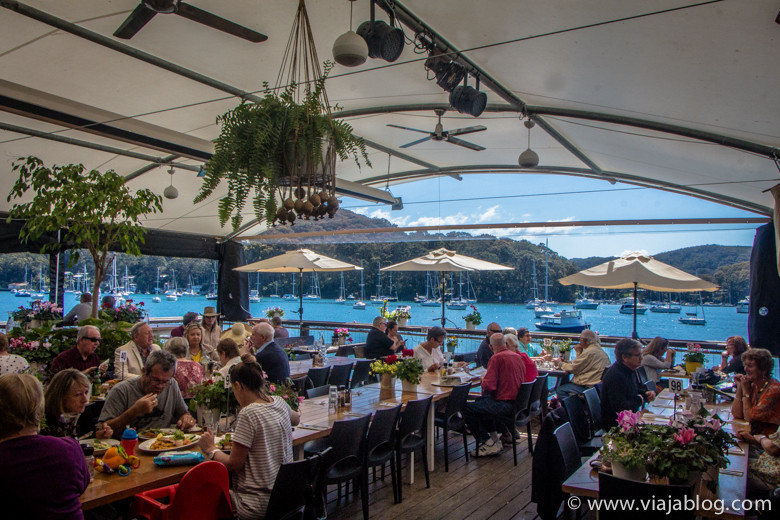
left=250, top=322, right=289, bottom=384
left=365, top=316, right=399, bottom=359
left=548, top=329, right=610, bottom=399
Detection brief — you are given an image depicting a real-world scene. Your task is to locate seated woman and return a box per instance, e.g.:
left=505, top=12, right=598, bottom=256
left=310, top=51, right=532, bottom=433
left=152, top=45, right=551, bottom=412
left=738, top=425, right=780, bottom=496
left=185, top=322, right=217, bottom=369
left=733, top=348, right=780, bottom=436
left=0, top=373, right=90, bottom=520
left=714, top=335, right=748, bottom=374
left=165, top=337, right=205, bottom=398
left=42, top=369, right=112, bottom=439
left=386, top=320, right=406, bottom=351
left=0, top=332, right=29, bottom=376
left=414, top=326, right=447, bottom=372
left=641, top=336, right=675, bottom=388
left=198, top=357, right=299, bottom=520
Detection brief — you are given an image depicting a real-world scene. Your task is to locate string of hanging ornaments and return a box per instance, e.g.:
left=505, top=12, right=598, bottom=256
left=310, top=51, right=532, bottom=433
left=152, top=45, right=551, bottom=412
left=195, top=0, right=370, bottom=230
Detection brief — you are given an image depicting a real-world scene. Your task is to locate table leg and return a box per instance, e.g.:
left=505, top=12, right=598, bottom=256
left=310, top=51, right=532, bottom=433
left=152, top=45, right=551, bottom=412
left=427, top=404, right=435, bottom=471
left=293, top=445, right=303, bottom=460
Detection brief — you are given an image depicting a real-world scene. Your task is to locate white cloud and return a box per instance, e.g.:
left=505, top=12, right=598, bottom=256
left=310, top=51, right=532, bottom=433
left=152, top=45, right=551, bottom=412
left=409, top=214, right=470, bottom=227
left=476, top=205, right=500, bottom=223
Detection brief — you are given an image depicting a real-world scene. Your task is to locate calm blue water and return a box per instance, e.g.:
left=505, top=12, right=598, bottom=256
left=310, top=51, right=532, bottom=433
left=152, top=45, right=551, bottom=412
left=2, top=292, right=747, bottom=343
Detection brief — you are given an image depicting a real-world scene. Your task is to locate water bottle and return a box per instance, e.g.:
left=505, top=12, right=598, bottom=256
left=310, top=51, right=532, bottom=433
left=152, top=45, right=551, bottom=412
left=328, top=385, right=338, bottom=413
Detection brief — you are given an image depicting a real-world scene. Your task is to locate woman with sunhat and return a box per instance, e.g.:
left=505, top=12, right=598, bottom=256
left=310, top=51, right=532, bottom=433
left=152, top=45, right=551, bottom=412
left=202, top=306, right=223, bottom=350
left=221, top=323, right=252, bottom=355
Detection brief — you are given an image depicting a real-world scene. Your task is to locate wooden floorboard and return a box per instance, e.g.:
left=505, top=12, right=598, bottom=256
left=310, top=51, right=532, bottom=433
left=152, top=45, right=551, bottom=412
left=325, top=422, right=543, bottom=520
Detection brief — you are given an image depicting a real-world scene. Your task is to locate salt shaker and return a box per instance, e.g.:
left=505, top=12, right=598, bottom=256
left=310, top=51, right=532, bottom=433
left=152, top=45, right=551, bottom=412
left=328, top=385, right=338, bottom=413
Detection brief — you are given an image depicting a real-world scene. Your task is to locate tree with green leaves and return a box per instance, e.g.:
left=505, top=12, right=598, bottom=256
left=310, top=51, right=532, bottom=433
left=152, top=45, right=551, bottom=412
left=7, top=156, right=163, bottom=317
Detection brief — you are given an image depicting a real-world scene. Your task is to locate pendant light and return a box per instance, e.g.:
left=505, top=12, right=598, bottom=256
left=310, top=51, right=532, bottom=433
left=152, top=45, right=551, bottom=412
left=518, top=118, right=539, bottom=168
left=333, top=0, right=368, bottom=67
left=163, top=166, right=178, bottom=199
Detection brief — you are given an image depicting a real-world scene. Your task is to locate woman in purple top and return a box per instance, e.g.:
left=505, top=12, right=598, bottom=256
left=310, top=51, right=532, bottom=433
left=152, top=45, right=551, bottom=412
left=0, top=373, right=90, bottom=520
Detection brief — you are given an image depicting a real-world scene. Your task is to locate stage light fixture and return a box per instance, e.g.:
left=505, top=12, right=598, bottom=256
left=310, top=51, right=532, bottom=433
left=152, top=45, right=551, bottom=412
left=356, top=0, right=403, bottom=62
left=449, top=76, right=487, bottom=117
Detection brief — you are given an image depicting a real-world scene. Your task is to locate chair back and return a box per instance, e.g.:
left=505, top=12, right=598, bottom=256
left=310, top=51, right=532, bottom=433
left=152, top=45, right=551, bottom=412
left=512, top=381, right=535, bottom=417
left=443, top=382, right=472, bottom=418
left=598, top=473, right=694, bottom=519
left=454, top=352, right=477, bottom=364
left=367, top=404, right=402, bottom=462
left=307, top=366, right=331, bottom=388
left=582, top=387, right=602, bottom=432
left=353, top=345, right=367, bottom=358
left=398, top=396, right=433, bottom=447
left=291, top=375, right=311, bottom=396
left=265, top=451, right=325, bottom=520
left=644, top=379, right=656, bottom=394
left=306, top=385, right=330, bottom=399
left=561, top=395, right=594, bottom=442
left=636, top=365, right=649, bottom=384
left=324, top=415, right=372, bottom=481
left=553, top=422, right=582, bottom=478
left=349, top=359, right=373, bottom=389
left=152, top=461, right=232, bottom=520
left=327, top=363, right=353, bottom=387
left=528, top=374, right=548, bottom=416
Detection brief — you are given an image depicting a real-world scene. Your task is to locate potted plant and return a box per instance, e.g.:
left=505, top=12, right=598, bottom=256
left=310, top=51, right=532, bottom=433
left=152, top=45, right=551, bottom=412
left=462, top=304, right=482, bottom=330
left=395, top=356, right=425, bottom=393
left=99, top=299, right=145, bottom=327
left=267, top=381, right=305, bottom=412
left=27, top=300, right=63, bottom=330
left=370, top=356, right=399, bottom=390
left=556, top=339, right=573, bottom=361
left=334, top=327, right=351, bottom=346
left=683, top=343, right=706, bottom=374
left=189, top=375, right=229, bottom=430
left=194, top=63, right=370, bottom=230
left=265, top=307, right=285, bottom=319
left=601, top=411, right=656, bottom=481
left=394, top=308, right=411, bottom=327
left=445, top=337, right=459, bottom=354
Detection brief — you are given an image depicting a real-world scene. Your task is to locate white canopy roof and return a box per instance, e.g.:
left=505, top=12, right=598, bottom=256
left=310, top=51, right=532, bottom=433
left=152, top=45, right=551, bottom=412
left=1, top=0, right=778, bottom=241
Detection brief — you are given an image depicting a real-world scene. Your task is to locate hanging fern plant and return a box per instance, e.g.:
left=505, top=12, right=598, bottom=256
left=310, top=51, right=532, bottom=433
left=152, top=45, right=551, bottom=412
left=195, top=63, right=370, bottom=231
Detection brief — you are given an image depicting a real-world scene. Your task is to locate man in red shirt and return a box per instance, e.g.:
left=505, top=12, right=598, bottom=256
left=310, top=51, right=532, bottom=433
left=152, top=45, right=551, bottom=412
left=463, top=333, right=526, bottom=456
left=50, top=325, right=104, bottom=376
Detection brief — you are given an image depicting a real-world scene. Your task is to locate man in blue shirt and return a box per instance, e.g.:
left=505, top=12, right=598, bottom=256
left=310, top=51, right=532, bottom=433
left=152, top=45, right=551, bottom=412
left=601, top=338, right=656, bottom=430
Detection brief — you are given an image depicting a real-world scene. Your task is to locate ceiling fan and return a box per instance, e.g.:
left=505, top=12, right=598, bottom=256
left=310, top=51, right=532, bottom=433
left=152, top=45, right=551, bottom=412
left=113, top=0, right=267, bottom=42
left=387, top=109, right=486, bottom=151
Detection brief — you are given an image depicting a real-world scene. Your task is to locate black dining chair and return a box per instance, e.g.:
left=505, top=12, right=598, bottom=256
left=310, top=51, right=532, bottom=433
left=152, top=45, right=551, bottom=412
left=307, top=367, right=330, bottom=388
left=349, top=359, right=373, bottom=389
left=636, top=366, right=650, bottom=384
left=291, top=375, right=312, bottom=397
left=306, top=385, right=330, bottom=399
left=434, top=382, right=472, bottom=472
left=366, top=404, right=402, bottom=503
left=582, top=387, right=603, bottom=436
left=497, top=381, right=535, bottom=465
left=598, top=473, right=694, bottom=520
left=321, top=415, right=372, bottom=520
left=265, top=448, right=328, bottom=520
left=553, top=422, right=587, bottom=520
left=327, top=363, right=353, bottom=388
left=561, top=395, right=602, bottom=456
left=527, top=373, right=548, bottom=430
left=396, top=396, right=433, bottom=503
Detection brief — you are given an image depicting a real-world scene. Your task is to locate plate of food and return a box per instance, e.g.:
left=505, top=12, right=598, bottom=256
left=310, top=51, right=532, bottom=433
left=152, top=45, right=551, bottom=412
left=138, top=431, right=200, bottom=453
left=138, top=428, right=169, bottom=440
left=215, top=433, right=233, bottom=453
left=82, top=438, right=119, bottom=457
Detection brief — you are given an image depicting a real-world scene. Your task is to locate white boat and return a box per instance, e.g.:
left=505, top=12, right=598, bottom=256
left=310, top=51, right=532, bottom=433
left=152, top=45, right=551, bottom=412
left=650, top=303, right=681, bottom=313
left=534, top=305, right=553, bottom=318
left=165, top=293, right=178, bottom=301
left=680, top=294, right=707, bottom=325
left=736, top=297, right=749, bottom=314
left=303, top=272, right=321, bottom=300
left=353, top=301, right=367, bottom=310
left=353, top=262, right=366, bottom=309
left=421, top=298, right=442, bottom=307
left=282, top=294, right=296, bottom=300
left=574, top=288, right=599, bottom=309
left=249, top=290, right=262, bottom=303
left=535, top=309, right=590, bottom=333
left=269, top=282, right=281, bottom=299
left=446, top=299, right=467, bottom=310
left=619, top=301, right=647, bottom=314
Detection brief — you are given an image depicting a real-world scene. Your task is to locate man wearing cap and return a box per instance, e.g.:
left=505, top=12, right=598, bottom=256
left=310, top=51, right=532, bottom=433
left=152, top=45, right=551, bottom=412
left=201, top=306, right=222, bottom=350
left=477, top=322, right=502, bottom=368
left=170, top=311, right=200, bottom=338
left=365, top=316, right=400, bottom=359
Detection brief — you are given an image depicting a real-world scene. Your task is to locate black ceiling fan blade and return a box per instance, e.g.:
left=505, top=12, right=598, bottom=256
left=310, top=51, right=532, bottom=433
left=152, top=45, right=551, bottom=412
left=387, top=124, right=430, bottom=134
left=400, top=136, right=433, bottom=148
left=113, top=4, right=158, bottom=39
left=447, top=125, right=487, bottom=137
left=447, top=136, right=485, bottom=151
left=176, top=2, right=268, bottom=42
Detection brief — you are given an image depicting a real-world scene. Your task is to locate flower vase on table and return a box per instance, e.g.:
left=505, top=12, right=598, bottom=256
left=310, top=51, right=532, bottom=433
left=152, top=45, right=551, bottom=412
left=685, top=361, right=703, bottom=374
left=380, top=373, right=394, bottom=390
left=199, top=408, right=221, bottom=433
left=401, top=380, right=417, bottom=393
left=465, top=320, right=475, bottom=331
left=338, top=336, right=345, bottom=346
left=397, top=317, right=408, bottom=327
left=611, top=461, right=647, bottom=481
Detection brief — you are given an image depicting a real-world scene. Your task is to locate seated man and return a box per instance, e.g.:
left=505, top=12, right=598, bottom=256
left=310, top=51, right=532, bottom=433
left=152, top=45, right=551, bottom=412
left=170, top=311, right=199, bottom=338
left=62, top=293, right=92, bottom=325
left=272, top=316, right=290, bottom=339
left=250, top=322, right=290, bottom=384
left=113, top=322, right=161, bottom=380
left=50, top=325, right=105, bottom=377
left=463, top=333, right=526, bottom=456
left=99, top=349, right=195, bottom=437
left=365, top=316, right=399, bottom=359
left=601, top=338, right=656, bottom=430
left=505, top=333, right=538, bottom=382
left=216, top=338, right=242, bottom=379
left=548, top=329, right=610, bottom=399
left=477, top=322, right=503, bottom=368
left=101, top=295, right=116, bottom=310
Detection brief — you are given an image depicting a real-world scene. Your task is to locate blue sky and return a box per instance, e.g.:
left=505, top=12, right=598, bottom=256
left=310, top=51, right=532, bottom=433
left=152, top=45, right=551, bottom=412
left=344, top=174, right=760, bottom=259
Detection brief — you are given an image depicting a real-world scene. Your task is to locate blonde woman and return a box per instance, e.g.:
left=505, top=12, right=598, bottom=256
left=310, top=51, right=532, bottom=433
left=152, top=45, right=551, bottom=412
left=641, top=336, right=675, bottom=386
left=184, top=322, right=216, bottom=368
left=42, top=369, right=112, bottom=439
left=0, top=373, right=90, bottom=519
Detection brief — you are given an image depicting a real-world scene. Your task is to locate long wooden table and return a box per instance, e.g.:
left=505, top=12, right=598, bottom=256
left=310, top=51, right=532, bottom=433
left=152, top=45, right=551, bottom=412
left=562, top=389, right=750, bottom=519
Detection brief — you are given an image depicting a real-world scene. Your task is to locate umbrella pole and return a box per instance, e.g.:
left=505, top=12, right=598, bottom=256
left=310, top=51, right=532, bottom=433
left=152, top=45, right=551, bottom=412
left=632, top=282, right=638, bottom=339
left=298, top=269, right=304, bottom=326
left=441, top=274, right=446, bottom=327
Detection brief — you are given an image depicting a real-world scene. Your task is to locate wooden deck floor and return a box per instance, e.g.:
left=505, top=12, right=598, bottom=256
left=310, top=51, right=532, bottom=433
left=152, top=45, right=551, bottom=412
left=323, top=423, right=553, bottom=520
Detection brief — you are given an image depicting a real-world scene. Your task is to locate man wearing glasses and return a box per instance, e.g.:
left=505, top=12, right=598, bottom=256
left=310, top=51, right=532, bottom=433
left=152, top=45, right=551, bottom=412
left=99, top=349, right=195, bottom=436
left=477, top=322, right=503, bottom=368
left=50, top=325, right=106, bottom=377
left=600, top=338, right=656, bottom=430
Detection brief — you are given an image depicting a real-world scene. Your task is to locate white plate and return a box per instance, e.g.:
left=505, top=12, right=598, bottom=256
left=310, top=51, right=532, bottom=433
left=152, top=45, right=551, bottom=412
left=82, top=438, right=119, bottom=457
left=138, top=435, right=200, bottom=453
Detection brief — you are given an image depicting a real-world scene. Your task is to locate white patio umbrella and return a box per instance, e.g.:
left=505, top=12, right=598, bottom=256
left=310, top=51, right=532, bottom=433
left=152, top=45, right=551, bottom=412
left=235, top=249, right=362, bottom=323
left=558, top=251, right=719, bottom=338
left=381, top=248, right=513, bottom=327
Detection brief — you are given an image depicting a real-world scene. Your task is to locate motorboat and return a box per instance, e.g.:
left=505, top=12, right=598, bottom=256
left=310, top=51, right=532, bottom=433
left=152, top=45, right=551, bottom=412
left=535, top=309, right=590, bottom=333
left=352, top=301, right=366, bottom=310
left=736, top=297, right=749, bottom=314
left=650, top=303, right=681, bottom=313
left=619, top=302, right=647, bottom=314
left=446, top=299, right=468, bottom=310
left=534, top=305, right=554, bottom=318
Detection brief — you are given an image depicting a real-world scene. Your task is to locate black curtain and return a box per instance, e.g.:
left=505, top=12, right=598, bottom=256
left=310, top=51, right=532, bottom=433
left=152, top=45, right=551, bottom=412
left=748, top=223, right=780, bottom=357
left=218, top=240, right=251, bottom=322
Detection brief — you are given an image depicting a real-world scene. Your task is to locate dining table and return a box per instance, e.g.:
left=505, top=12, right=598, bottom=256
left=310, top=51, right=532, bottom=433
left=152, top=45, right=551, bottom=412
left=288, top=356, right=356, bottom=379
left=561, top=388, right=750, bottom=519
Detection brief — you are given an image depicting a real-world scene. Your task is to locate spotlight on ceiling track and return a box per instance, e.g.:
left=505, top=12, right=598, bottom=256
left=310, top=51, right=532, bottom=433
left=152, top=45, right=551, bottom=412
left=357, top=0, right=404, bottom=62
left=449, top=75, right=487, bottom=117
left=424, top=52, right=466, bottom=92
left=333, top=0, right=368, bottom=67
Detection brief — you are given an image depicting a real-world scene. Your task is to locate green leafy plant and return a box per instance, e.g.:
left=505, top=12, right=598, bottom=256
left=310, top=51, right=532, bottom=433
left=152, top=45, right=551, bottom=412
left=195, top=64, right=370, bottom=231
left=394, top=357, right=425, bottom=385
left=189, top=375, right=228, bottom=411
left=99, top=299, right=144, bottom=323
left=556, top=339, right=572, bottom=353
left=7, top=156, right=162, bottom=318
left=267, top=380, right=304, bottom=412
left=462, top=304, right=482, bottom=325
left=683, top=343, right=705, bottom=363
left=265, top=307, right=285, bottom=318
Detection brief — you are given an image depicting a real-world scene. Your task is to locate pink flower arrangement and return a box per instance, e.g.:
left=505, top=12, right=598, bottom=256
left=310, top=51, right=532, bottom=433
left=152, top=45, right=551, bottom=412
left=335, top=328, right=350, bottom=337
left=673, top=427, right=696, bottom=445
left=617, top=410, right=640, bottom=432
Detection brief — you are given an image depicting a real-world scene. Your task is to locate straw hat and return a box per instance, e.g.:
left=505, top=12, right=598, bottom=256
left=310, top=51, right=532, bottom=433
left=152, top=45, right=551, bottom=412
left=203, top=306, right=221, bottom=317
left=220, top=323, right=251, bottom=345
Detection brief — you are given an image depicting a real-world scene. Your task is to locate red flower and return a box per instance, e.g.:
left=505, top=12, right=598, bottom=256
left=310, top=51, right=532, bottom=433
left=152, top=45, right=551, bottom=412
left=386, top=355, right=398, bottom=364
left=401, top=349, right=414, bottom=358
left=139, top=301, right=144, bottom=306
left=127, top=299, right=133, bottom=303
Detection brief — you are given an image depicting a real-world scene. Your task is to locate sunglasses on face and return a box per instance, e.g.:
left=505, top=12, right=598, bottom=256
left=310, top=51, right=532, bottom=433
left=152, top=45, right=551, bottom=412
left=83, top=337, right=102, bottom=344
